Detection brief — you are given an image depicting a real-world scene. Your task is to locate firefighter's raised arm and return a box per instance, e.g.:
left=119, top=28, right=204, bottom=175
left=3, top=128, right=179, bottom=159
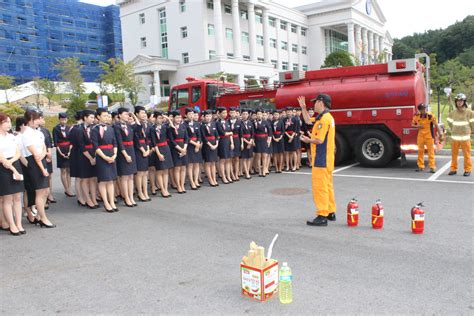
left=298, top=96, right=311, bottom=125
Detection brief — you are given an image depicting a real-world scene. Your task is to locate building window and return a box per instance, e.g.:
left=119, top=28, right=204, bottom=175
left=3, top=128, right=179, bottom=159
left=181, top=26, right=187, bottom=38
left=271, top=60, right=277, bottom=69
left=243, top=55, right=250, bottom=61
left=182, top=52, right=189, bottom=64
left=226, top=28, right=233, bottom=40
left=270, top=38, right=277, bottom=48
left=140, top=37, right=147, bottom=48
left=280, top=21, right=287, bottom=31
left=325, top=29, right=348, bottom=55
left=293, top=63, right=299, bottom=71
left=159, top=8, right=168, bottom=58
left=257, top=57, right=264, bottom=63
left=292, top=44, right=298, bottom=53
left=291, top=24, right=297, bottom=33
left=207, top=0, right=213, bottom=10
left=227, top=53, right=234, bottom=59
left=256, top=14, right=262, bottom=24
left=208, top=23, right=214, bottom=36
left=282, top=61, right=288, bottom=70
left=241, top=32, right=249, bottom=43
left=224, top=4, right=231, bottom=14
left=269, top=17, right=275, bottom=27
left=209, top=50, right=216, bottom=60
left=302, top=46, right=307, bottom=55
left=179, top=0, right=186, bottom=13
left=139, top=13, right=145, bottom=24
left=256, top=35, right=263, bottom=46
left=240, top=10, right=248, bottom=20
left=281, top=41, right=288, bottom=50
left=301, top=28, right=307, bottom=36
left=302, top=65, right=308, bottom=71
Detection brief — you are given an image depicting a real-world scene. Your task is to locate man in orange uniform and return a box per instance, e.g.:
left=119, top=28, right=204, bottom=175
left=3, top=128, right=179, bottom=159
left=412, top=103, right=441, bottom=173
left=299, top=94, right=336, bottom=227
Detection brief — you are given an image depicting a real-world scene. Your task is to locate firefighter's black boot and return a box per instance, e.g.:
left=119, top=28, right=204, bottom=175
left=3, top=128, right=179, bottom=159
left=307, top=215, right=328, bottom=226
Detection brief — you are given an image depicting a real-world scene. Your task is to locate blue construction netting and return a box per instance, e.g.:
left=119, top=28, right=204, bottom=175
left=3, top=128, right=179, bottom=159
left=0, top=0, right=123, bottom=84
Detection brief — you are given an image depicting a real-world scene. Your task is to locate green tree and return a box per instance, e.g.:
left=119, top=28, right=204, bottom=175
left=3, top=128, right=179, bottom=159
left=31, top=77, right=43, bottom=106
left=204, top=71, right=237, bottom=83
left=66, top=95, right=87, bottom=118
left=0, top=104, right=24, bottom=117
left=0, top=75, right=15, bottom=103
left=88, top=91, right=98, bottom=101
left=55, top=57, right=85, bottom=96
left=322, top=51, right=354, bottom=68
left=99, top=58, right=134, bottom=105
left=127, top=76, right=145, bottom=106
left=38, top=79, right=57, bottom=108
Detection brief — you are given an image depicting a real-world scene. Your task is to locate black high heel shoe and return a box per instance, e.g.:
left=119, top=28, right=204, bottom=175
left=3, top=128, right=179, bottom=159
left=105, top=207, right=115, bottom=213
left=87, top=204, right=99, bottom=210
left=38, top=220, right=56, bottom=228
left=65, top=192, right=76, bottom=198
left=26, top=217, right=38, bottom=225
left=19, top=230, right=26, bottom=235
left=9, top=229, right=21, bottom=236
left=77, top=201, right=86, bottom=207
left=47, top=198, right=57, bottom=204
left=125, top=203, right=134, bottom=208
left=113, top=208, right=119, bottom=212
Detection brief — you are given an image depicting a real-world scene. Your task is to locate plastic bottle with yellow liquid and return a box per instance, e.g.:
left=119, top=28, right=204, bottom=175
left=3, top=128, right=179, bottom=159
left=279, top=262, right=293, bottom=304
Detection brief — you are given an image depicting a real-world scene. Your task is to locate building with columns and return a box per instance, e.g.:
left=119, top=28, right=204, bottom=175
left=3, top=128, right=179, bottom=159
left=118, top=0, right=393, bottom=105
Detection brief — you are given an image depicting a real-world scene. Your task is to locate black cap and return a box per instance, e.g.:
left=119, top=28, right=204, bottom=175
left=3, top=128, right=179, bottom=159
left=58, top=112, right=68, bottom=119
left=310, top=94, right=331, bottom=108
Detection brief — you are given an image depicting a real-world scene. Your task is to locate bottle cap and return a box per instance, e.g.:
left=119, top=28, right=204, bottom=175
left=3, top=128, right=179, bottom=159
left=282, top=262, right=288, bottom=267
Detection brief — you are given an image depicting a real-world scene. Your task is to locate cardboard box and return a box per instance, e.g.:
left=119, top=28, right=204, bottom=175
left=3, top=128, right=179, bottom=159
left=241, top=259, right=279, bottom=302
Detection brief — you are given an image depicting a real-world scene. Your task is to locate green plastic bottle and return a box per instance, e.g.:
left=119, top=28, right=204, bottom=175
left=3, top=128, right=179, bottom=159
left=279, top=262, right=293, bottom=304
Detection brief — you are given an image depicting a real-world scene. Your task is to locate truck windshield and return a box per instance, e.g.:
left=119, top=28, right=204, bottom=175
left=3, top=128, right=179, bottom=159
left=206, top=84, right=218, bottom=110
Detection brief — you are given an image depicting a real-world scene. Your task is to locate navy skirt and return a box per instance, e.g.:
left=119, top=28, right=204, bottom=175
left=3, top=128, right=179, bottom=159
left=117, top=146, right=137, bottom=176
left=202, top=144, right=218, bottom=162
left=77, top=153, right=95, bottom=179
left=254, top=136, right=269, bottom=154
left=0, top=161, right=24, bottom=196
left=95, top=147, right=117, bottom=182
left=134, top=148, right=149, bottom=172
left=170, top=147, right=188, bottom=167
left=231, top=137, right=241, bottom=158
left=284, top=135, right=297, bottom=152
left=154, top=145, right=174, bottom=171
left=56, top=146, right=70, bottom=169
left=218, top=137, right=232, bottom=159
left=272, top=138, right=285, bottom=154
left=188, top=145, right=203, bottom=163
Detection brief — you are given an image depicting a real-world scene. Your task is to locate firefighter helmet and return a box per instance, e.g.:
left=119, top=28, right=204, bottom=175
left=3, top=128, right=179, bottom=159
left=454, top=93, right=467, bottom=107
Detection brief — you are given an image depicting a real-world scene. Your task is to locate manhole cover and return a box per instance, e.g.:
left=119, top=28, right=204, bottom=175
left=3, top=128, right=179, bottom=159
left=271, top=188, right=309, bottom=196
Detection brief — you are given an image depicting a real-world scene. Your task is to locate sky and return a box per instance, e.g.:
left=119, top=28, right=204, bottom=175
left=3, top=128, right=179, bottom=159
left=80, top=0, right=473, bottom=39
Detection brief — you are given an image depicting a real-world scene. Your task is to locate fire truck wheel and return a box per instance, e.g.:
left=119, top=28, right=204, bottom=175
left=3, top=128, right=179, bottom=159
left=335, top=133, right=349, bottom=166
left=355, top=130, right=394, bottom=167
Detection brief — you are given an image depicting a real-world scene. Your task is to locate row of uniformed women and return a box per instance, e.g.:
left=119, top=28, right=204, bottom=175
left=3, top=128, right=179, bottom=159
left=0, top=111, right=56, bottom=236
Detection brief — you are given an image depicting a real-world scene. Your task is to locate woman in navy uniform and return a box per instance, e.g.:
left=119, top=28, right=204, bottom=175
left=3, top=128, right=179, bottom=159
left=200, top=110, right=219, bottom=187
left=114, top=107, right=137, bottom=207
left=167, top=110, right=189, bottom=194
left=240, top=109, right=254, bottom=179
left=52, top=112, right=74, bottom=197
left=147, top=112, right=158, bottom=195
left=263, top=110, right=274, bottom=175
left=38, top=112, right=55, bottom=204
left=272, top=110, right=285, bottom=173
left=294, top=108, right=303, bottom=170
left=150, top=112, right=173, bottom=198
left=229, top=107, right=242, bottom=181
left=132, top=106, right=151, bottom=202
left=0, top=113, right=25, bottom=235
left=22, top=110, right=55, bottom=228
left=253, top=109, right=271, bottom=177
left=284, top=107, right=298, bottom=172
left=91, top=108, right=118, bottom=213
left=69, top=111, right=84, bottom=204
left=77, top=110, right=99, bottom=209
left=301, top=107, right=315, bottom=167
left=216, top=107, right=234, bottom=184
left=185, top=108, right=202, bottom=190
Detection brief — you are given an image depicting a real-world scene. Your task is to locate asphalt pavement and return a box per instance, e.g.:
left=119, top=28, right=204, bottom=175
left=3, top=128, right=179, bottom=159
left=0, top=154, right=473, bottom=314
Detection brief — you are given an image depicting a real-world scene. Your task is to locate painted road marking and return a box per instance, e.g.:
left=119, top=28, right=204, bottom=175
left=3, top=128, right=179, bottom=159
left=285, top=171, right=474, bottom=185
left=333, top=163, right=359, bottom=173
left=428, top=160, right=453, bottom=181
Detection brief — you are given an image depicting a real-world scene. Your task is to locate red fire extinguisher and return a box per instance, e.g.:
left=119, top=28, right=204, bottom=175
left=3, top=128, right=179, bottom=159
left=347, top=198, right=359, bottom=227
left=411, top=202, right=425, bottom=234
left=371, top=199, right=384, bottom=229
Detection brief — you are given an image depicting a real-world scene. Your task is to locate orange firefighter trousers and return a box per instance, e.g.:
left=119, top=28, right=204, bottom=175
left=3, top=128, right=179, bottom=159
left=417, top=136, right=436, bottom=169
left=312, top=167, right=336, bottom=217
left=450, top=140, right=472, bottom=172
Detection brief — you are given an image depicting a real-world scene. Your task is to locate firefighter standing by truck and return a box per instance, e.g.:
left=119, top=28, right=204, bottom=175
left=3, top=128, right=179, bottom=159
left=447, top=93, right=473, bottom=176
left=299, top=94, right=336, bottom=227
left=412, top=103, right=442, bottom=173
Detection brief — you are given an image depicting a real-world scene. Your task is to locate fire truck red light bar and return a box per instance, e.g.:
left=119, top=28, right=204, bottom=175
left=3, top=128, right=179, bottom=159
left=396, top=61, right=406, bottom=69
left=284, top=73, right=293, bottom=80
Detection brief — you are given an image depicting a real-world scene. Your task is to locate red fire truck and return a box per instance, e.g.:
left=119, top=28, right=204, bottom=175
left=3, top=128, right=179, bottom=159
left=169, top=54, right=431, bottom=167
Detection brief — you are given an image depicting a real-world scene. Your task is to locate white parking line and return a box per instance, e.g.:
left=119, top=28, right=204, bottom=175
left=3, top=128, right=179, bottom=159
left=428, top=160, right=453, bottom=181
left=285, top=171, right=474, bottom=185
left=333, top=162, right=359, bottom=173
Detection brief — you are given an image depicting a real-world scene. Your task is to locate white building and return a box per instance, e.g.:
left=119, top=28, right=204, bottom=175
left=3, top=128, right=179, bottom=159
left=117, top=0, right=393, bottom=105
